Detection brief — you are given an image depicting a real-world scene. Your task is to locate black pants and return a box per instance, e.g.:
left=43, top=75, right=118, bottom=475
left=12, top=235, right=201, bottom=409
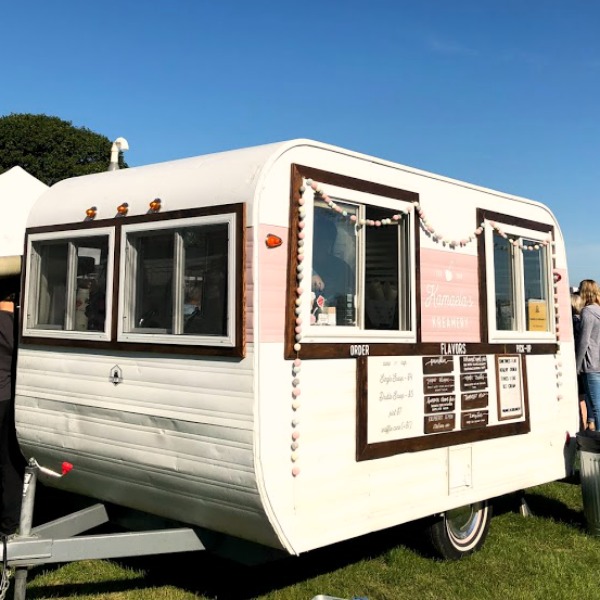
left=0, top=400, right=24, bottom=535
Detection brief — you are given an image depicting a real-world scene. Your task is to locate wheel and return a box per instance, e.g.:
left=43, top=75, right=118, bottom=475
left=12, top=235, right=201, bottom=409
left=427, top=500, right=492, bottom=560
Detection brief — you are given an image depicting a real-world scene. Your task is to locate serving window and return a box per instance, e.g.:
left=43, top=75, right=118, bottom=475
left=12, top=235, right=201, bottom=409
left=118, top=213, right=236, bottom=347
left=481, top=211, right=554, bottom=342
left=23, top=228, right=114, bottom=340
left=305, top=183, right=414, bottom=340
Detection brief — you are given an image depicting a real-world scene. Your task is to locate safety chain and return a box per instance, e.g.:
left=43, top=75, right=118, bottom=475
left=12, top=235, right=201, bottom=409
left=0, top=535, right=12, bottom=600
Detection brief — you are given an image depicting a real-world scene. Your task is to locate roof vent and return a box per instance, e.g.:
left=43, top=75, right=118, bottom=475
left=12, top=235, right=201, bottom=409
left=108, top=137, right=129, bottom=171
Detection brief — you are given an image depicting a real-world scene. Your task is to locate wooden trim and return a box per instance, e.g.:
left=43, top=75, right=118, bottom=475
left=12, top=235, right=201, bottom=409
left=477, top=212, right=488, bottom=343
left=293, top=165, right=419, bottom=203
left=111, top=222, right=121, bottom=341
left=414, top=213, right=422, bottom=343
left=356, top=356, right=368, bottom=460
left=358, top=420, right=529, bottom=459
left=25, top=203, right=243, bottom=235
left=477, top=209, right=555, bottom=234
left=285, top=165, right=304, bottom=359
left=19, top=337, right=245, bottom=358
left=292, top=341, right=558, bottom=360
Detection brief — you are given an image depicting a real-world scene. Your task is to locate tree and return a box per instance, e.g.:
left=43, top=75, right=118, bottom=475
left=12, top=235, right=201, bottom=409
left=0, top=113, right=127, bottom=186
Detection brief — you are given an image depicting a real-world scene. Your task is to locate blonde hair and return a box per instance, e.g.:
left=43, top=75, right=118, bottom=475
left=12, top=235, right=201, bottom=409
left=571, top=292, right=584, bottom=315
left=578, top=279, right=600, bottom=307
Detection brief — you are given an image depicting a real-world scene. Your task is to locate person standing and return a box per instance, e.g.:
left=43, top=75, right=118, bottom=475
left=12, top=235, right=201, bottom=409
left=576, top=279, right=600, bottom=432
left=0, top=277, right=24, bottom=536
left=572, top=291, right=588, bottom=430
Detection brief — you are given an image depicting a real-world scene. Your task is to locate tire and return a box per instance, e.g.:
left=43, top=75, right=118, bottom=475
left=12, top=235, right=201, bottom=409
left=428, top=500, right=492, bottom=560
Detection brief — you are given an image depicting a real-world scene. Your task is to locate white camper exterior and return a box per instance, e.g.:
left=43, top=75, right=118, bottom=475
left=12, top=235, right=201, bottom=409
left=14, top=139, right=578, bottom=559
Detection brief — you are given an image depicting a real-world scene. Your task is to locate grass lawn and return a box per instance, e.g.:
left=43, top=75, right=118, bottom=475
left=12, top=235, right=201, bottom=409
left=6, top=475, right=597, bottom=600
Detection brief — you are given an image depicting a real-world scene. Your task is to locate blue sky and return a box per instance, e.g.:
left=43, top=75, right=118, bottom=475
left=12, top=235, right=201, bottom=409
left=2, top=1, right=599, bottom=287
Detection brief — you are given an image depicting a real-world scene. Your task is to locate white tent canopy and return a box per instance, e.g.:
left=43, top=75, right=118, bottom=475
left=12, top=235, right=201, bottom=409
left=0, top=167, right=48, bottom=274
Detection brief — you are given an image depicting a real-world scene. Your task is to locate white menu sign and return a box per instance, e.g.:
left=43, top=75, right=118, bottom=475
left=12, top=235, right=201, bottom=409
left=496, top=355, right=524, bottom=420
left=367, top=356, right=422, bottom=443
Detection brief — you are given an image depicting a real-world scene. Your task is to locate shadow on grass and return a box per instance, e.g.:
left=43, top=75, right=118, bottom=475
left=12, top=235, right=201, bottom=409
left=22, top=517, right=435, bottom=600
left=522, top=492, right=586, bottom=530
left=20, top=486, right=587, bottom=600
left=493, top=487, right=585, bottom=531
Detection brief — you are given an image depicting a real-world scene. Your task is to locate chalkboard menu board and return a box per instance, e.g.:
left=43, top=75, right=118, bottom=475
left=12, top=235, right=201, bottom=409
left=366, top=352, right=524, bottom=445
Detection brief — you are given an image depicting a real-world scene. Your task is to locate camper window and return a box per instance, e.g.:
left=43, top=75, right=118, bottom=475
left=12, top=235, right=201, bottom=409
left=485, top=220, right=552, bottom=339
left=310, top=197, right=410, bottom=332
left=24, top=230, right=112, bottom=338
left=118, top=213, right=234, bottom=346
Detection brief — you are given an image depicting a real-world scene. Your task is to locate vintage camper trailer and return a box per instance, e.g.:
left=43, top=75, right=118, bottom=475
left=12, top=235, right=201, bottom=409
left=13, top=139, right=578, bottom=561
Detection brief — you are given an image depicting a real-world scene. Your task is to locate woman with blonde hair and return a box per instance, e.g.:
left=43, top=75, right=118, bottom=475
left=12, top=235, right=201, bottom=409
left=576, top=279, right=600, bottom=430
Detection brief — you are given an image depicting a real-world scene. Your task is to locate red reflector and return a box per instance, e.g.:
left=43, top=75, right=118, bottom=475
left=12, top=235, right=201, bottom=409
left=62, top=462, right=73, bottom=476
left=265, top=234, right=283, bottom=248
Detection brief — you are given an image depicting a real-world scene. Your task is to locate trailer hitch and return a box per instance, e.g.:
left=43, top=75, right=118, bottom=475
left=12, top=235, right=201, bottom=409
left=0, top=458, right=73, bottom=600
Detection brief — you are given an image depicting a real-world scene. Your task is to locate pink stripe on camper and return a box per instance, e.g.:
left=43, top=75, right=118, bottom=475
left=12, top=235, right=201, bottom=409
left=257, top=224, right=289, bottom=343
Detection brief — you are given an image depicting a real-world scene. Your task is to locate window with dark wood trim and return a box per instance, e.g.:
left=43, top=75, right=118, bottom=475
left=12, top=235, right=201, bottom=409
left=21, top=204, right=245, bottom=358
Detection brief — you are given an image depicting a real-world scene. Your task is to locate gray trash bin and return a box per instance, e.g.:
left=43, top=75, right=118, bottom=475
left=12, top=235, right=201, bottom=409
left=577, top=431, right=600, bottom=535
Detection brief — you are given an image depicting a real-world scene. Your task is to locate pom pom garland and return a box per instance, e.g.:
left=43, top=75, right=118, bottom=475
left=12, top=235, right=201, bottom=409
left=306, top=179, right=553, bottom=251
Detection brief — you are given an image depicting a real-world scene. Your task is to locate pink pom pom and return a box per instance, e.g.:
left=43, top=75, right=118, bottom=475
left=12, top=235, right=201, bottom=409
left=292, top=431, right=300, bottom=440
left=292, top=388, right=301, bottom=397
left=294, top=358, right=301, bottom=367
left=292, top=467, right=300, bottom=477
left=298, top=231, right=305, bottom=239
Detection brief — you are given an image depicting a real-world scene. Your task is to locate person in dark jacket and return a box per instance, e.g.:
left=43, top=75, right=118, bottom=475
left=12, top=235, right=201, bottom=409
left=0, top=276, right=25, bottom=536
left=576, top=279, right=600, bottom=431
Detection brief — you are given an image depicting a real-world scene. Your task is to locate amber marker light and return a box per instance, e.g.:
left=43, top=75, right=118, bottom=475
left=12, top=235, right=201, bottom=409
left=265, top=233, right=283, bottom=248
left=116, top=202, right=129, bottom=216
left=149, top=197, right=162, bottom=213
left=85, top=206, right=97, bottom=220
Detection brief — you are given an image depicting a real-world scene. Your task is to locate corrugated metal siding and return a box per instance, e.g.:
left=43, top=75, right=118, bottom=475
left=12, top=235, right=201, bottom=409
left=15, top=346, right=284, bottom=549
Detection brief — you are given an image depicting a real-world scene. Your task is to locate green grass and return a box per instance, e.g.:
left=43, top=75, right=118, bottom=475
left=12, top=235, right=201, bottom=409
left=6, top=477, right=598, bottom=600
